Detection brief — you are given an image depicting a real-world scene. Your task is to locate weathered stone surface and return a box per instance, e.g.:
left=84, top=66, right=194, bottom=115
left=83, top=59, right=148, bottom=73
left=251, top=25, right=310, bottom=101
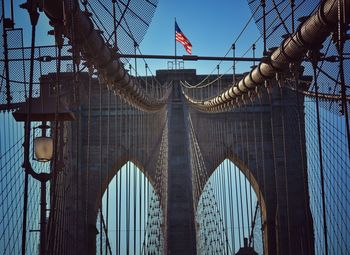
left=47, top=69, right=314, bottom=255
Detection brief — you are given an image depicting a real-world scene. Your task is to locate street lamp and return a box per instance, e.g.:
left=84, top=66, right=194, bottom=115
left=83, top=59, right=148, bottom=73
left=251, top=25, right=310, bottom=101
left=13, top=93, right=75, bottom=255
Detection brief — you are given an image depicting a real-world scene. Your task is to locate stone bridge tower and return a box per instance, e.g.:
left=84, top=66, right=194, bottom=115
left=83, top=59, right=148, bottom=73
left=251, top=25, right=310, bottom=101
left=47, top=69, right=314, bottom=255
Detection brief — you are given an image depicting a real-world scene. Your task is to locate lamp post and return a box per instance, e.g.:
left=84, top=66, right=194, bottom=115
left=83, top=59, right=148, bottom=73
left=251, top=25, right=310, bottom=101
left=32, top=122, right=53, bottom=255
left=13, top=94, right=75, bottom=255
left=18, top=119, right=53, bottom=255
left=26, top=163, right=52, bottom=255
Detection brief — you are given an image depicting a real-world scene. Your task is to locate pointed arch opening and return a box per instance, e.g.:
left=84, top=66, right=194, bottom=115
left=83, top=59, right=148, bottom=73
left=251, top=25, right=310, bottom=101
left=96, top=161, right=164, bottom=254
left=196, top=159, right=264, bottom=254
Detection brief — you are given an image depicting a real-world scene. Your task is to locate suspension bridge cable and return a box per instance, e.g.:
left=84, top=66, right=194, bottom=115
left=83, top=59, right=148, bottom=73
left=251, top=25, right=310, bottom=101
left=181, top=66, right=234, bottom=89
left=184, top=1, right=291, bottom=91
left=240, top=0, right=293, bottom=59
left=313, top=58, right=329, bottom=255
left=233, top=131, right=242, bottom=248
left=227, top=159, right=236, bottom=253
left=272, top=0, right=291, bottom=35
left=105, top=89, right=111, bottom=254
left=118, top=154, right=122, bottom=255
left=116, top=11, right=165, bottom=92
left=21, top=12, right=39, bottom=254
left=182, top=0, right=344, bottom=113
left=126, top=133, right=130, bottom=254
left=114, top=92, right=119, bottom=255
left=280, top=87, right=292, bottom=254
left=99, top=66, right=103, bottom=255
left=293, top=83, right=313, bottom=253
left=85, top=68, right=93, bottom=249
left=67, top=0, right=168, bottom=111
left=337, top=0, right=350, bottom=156
left=244, top=119, right=254, bottom=244
left=108, top=7, right=169, bottom=102
left=74, top=78, right=80, bottom=255
left=252, top=102, right=266, bottom=254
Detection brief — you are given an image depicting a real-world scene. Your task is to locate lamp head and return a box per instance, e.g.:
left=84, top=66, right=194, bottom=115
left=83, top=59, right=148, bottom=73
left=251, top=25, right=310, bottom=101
left=33, top=123, right=53, bottom=162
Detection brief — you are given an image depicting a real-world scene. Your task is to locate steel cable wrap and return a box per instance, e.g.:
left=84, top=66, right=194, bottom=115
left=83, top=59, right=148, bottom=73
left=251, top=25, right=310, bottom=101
left=182, top=0, right=350, bottom=112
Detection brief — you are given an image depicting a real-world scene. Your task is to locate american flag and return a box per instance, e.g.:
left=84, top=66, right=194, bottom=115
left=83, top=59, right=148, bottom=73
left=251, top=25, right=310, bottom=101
left=175, top=21, right=192, bottom=55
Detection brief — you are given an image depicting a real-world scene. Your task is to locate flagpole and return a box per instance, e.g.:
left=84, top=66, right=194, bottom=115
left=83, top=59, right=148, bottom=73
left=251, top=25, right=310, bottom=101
left=174, top=17, right=177, bottom=70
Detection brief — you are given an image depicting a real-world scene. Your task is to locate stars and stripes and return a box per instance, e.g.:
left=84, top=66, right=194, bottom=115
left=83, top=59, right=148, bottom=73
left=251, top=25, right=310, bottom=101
left=175, top=21, right=192, bottom=55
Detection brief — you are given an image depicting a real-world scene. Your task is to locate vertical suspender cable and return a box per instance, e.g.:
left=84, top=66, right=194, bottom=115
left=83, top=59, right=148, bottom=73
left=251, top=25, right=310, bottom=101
left=223, top=114, right=232, bottom=253
left=261, top=0, right=267, bottom=55
left=146, top=163, right=150, bottom=253
left=21, top=44, right=29, bottom=255
left=71, top=0, right=79, bottom=85
left=111, top=1, right=118, bottom=249
left=270, top=87, right=283, bottom=252
left=137, top=107, right=140, bottom=254
left=337, top=0, right=350, bottom=156
left=312, top=56, right=329, bottom=255
left=252, top=108, right=265, bottom=254
left=126, top=162, right=130, bottom=253
left=133, top=113, right=137, bottom=254
left=232, top=44, right=236, bottom=83
left=290, top=0, right=295, bottom=33
left=220, top=169, right=225, bottom=253
left=112, top=0, right=117, bottom=49
left=233, top=121, right=242, bottom=247
left=221, top=161, right=229, bottom=254
left=2, top=0, right=11, bottom=107
left=213, top=160, right=218, bottom=248
left=245, top=120, right=253, bottom=243
left=217, top=65, right=220, bottom=94
left=85, top=67, right=93, bottom=249
left=145, top=64, right=148, bottom=92
left=294, top=76, right=312, bottom=253
left=118, top=155, right=122, bottom=254
left=105, top=90, right=111, bottom=254
left=132, top=147, right=136, bottom=254
left=240, top=122, right=250, bottom=239
left=49, top=38, right=62, bottom=255
left=139, top=111, right=142, bottom=254
left=142, top=158, right=146, bottom=253
left=117, top=94, right=121, bottom=254
left=20, top=31, right=27, bottom=98
left=133, top=45, right=137, bottom=255
left=213, top=172, right=220, bottom=251
left=280, top=87, right=292, bottom=254
left=125, top=70, right=130, bottom=254
left=141, top=177, right=144, bottom=255
left=253, top=44, right=256, bottom=67
left=99, top=67, right=103, bottom=255
left=259, top=98, right=267, bottom=255
left=9, top=0, right=14, bottom=25
left=114, top=94, right=118, bottom=255
left=74, top=39, right=80, bottom=255
left=227, top=159, right=235, bottom=252
left=21, top=9, right=38, bottom=254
